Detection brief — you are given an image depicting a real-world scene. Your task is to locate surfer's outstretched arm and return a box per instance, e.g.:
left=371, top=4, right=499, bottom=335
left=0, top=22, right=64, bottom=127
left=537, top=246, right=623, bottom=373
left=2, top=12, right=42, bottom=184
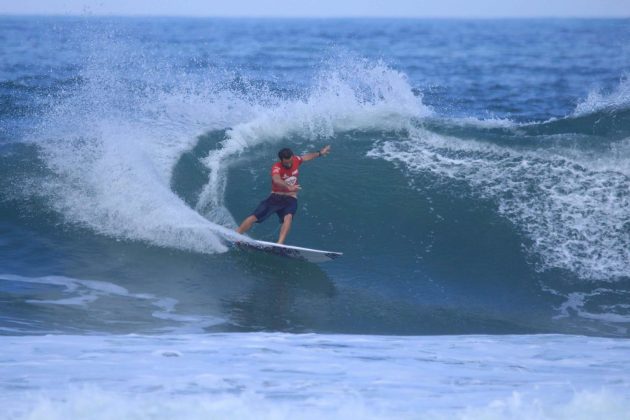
left=301, top=145, right=331, bottom=162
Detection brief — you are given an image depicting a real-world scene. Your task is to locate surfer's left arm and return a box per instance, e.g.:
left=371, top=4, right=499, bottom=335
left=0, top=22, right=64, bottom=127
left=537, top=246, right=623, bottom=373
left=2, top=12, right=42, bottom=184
left=301, top=145, right=331, bottom=162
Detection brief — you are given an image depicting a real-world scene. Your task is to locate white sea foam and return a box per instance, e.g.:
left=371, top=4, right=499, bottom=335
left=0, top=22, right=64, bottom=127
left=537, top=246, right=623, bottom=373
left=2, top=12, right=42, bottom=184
left=445, top=390, right=630, bottom=420
left=446, top=116, right=518, bottom=129
left=574, top=76, right=630, bottom=116
left=369, top=127, right=630, bottom=281
left=9, top=389, right=630, bottom=420
left=1, top=333, right=629, bottom=419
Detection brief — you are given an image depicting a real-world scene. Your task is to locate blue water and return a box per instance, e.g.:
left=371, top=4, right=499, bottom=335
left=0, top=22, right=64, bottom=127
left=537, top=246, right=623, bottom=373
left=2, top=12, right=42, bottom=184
left=1, top=16, right=630, bottom=418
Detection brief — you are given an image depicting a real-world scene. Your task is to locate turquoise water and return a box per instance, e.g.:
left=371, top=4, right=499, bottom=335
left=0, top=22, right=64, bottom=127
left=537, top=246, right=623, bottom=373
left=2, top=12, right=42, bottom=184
left=1, top=16, right=630, bottom=418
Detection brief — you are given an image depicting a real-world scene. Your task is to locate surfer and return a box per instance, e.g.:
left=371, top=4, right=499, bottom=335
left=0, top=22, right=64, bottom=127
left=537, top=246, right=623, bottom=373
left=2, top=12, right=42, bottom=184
left=236, top=145, right=331, bottom=244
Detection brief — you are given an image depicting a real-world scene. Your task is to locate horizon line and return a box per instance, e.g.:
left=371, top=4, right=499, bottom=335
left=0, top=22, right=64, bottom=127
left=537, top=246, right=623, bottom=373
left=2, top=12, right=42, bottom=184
left=1, top=12, right=629, bottom=20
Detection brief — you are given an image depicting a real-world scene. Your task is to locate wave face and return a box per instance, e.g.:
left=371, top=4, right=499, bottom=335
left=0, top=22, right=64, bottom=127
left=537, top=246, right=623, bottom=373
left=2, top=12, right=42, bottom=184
left=1, top=17, right=630, bottom=339
left=370, top=121, right=630, bottom=282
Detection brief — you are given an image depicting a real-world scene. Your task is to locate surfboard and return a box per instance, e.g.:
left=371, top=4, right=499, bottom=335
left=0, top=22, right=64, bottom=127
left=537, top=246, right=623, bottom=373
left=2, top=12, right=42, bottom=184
left=236, top=239, right=342, bottom=263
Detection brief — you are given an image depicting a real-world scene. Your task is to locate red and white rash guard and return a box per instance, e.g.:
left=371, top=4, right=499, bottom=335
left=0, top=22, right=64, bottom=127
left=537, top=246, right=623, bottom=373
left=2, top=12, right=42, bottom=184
left=271, top=155, right=303, bottom=193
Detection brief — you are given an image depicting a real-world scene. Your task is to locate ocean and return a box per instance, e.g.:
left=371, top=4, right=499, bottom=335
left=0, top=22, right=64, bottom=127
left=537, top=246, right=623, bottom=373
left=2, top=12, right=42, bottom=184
left=1, top=16, right=630, bottom=418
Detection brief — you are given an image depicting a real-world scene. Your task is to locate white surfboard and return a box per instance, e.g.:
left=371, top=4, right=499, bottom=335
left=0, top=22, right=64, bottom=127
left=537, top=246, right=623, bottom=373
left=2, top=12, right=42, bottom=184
left=236, top=239, right=342, bottom=263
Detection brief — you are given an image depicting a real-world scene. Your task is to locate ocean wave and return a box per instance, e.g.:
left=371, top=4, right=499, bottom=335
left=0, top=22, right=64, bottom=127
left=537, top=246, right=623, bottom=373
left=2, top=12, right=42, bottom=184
left=369, top=126, right=630, bottom=281
left=195, top=57, right=430, bottom=220
left=6, top=25, right=630, bottom=289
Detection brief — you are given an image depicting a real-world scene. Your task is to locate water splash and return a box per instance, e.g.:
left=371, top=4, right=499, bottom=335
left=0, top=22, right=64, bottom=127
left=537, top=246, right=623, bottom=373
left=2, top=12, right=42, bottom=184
left=574, top=76, right=630, bottom=116
left=195, top=57, right=430, bottom=219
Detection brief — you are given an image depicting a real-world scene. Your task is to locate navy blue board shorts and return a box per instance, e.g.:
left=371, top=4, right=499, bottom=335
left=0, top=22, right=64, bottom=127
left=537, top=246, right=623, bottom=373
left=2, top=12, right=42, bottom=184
left=252, top=193, right=298, bottom=223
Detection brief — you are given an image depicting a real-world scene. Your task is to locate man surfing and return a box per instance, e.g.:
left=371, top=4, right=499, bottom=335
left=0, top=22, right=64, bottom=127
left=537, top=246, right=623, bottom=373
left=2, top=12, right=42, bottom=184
left=236, top=145, right=331, bottom=244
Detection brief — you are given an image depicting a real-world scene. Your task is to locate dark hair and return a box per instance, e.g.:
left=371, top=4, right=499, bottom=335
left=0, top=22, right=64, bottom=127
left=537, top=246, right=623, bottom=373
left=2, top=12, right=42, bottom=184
left=278, top=148, right=293, bottom=160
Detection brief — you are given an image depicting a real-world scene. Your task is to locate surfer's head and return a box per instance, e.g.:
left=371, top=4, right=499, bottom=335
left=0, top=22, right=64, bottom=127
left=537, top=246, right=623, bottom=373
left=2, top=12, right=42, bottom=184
left=278, top=148, right=294, bottom=168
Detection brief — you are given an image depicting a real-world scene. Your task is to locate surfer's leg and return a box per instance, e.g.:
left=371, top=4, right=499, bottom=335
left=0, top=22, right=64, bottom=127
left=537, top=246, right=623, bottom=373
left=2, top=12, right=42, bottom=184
left=277, top=214, right=293, bottom=244
left=238, top=195, right=278, bottom=234
left=236, top=215, right=258, bottom=234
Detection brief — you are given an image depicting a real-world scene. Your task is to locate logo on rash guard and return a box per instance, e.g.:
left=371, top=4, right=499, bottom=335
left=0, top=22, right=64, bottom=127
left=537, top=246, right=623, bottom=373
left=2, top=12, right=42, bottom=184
left=285, top=176, right=297, bottom=186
